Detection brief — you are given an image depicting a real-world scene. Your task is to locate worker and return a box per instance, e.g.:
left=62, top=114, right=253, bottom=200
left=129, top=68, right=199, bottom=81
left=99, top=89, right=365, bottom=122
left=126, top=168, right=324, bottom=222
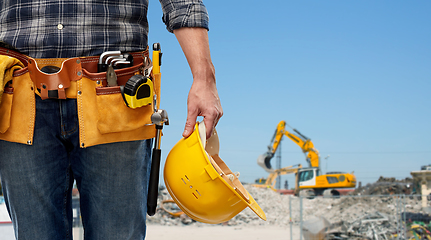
left=0, top=0, right=222, bottom=239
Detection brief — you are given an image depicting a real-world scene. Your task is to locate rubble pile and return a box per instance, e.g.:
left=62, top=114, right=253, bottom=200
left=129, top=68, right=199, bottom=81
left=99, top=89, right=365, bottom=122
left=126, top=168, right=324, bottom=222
left=353, top=176, right=415, bottom=195
left=147, top=183, right=424, bottom=228
left=325, top=212, right=431, bottom=240
left=146, top=175, right=430, bottom=239
left=325, top=212, right=399, bottom=240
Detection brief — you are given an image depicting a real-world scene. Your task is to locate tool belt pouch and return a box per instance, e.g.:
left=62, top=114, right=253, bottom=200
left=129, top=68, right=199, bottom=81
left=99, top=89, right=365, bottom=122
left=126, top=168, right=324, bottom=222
left=0, top=57, right=35, bottom=145
left=0, top=87, right=13, bottom=133
left=78, top=60, right=159, bottom=148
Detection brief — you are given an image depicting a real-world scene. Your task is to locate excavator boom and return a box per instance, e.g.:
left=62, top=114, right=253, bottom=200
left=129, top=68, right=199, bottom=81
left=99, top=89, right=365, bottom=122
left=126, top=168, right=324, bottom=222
left=258, top=121, right=320, bottom=171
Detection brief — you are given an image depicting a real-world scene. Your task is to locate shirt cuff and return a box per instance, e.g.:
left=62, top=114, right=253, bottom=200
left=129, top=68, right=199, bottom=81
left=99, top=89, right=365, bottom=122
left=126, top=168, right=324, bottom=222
left=162, top=2, right=209, bottom=33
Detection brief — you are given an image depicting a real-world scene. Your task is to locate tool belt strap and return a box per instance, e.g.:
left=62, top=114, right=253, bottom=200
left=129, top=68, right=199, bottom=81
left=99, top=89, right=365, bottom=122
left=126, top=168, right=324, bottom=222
left=0, top=47, right=149, bottom=99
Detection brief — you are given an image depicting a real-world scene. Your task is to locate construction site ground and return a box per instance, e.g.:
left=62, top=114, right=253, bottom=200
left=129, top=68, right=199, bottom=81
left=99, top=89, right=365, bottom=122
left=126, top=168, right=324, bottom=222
left=1, top=177, right=428, bottom=239
left=146, top=224, right=298, bottom=240
left=145, top=176, right=428, bottom=240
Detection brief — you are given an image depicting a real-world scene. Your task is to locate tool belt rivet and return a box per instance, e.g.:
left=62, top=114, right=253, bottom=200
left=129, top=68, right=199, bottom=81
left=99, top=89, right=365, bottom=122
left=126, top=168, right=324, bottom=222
left=59, top=84, right=64, bottom=89
left=76, top=59, right=80, bottom=64
left=77, top=91, right=82, bottom=95
left=77, top=71, right=82, bottom=76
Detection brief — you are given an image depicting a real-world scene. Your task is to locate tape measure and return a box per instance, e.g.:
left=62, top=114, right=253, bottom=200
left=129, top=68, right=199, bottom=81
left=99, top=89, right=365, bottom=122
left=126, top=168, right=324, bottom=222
left=121, top=74, right=154, bottom=109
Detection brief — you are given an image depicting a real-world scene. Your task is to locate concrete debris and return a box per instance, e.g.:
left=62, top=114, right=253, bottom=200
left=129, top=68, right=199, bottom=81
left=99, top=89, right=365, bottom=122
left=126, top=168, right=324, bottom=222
left=146, top=176, right=430, bottom=239
left=324, top=212, right=397, bottom=240
left=324, top=211, right=431, bottom=240
left=302, top=216, right=330, bottom=240
left=147, top=184, right=424, bottom=229
left=352, top=176, right=415, bottom=195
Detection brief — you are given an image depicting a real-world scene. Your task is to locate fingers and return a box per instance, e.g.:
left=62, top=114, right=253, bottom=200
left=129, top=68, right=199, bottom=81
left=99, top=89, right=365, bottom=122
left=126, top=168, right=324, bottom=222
left=203, top=108, right=222, bottom=139
left=182, top=79, right=223, bottom=139
left=182, top=104, right=223, bottom=139
left=182, top=109, right=198, bottom=138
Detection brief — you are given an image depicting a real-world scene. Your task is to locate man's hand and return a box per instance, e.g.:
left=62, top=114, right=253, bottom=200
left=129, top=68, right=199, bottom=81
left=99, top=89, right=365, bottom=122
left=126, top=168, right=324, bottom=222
left=184, top=74, right=222, bottom=139
left=174, top=27, right=223, bottom=139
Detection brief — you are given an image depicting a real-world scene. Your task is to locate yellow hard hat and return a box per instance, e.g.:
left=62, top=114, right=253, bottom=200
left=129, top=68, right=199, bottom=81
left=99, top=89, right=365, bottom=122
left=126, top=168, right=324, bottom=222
left=164, top=122, right=266, bottom=224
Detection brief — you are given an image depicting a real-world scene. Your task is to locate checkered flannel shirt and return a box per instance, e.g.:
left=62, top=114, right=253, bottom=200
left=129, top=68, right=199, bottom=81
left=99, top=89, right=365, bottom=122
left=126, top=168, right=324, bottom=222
left=0, top=0, right=209, bottom=58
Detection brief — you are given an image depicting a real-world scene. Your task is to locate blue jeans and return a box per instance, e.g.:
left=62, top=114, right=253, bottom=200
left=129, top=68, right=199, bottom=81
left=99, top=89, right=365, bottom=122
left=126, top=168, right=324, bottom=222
left=0, top=96, right=152, bottom=239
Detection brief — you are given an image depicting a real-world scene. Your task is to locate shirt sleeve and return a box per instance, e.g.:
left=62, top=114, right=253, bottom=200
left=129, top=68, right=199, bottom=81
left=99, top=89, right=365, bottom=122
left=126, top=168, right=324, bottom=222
left=159, top=0, right=209, bottom=33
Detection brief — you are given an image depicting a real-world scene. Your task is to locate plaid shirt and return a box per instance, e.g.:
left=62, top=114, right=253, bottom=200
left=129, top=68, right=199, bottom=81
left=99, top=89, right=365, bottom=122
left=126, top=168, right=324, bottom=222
left=0, top=0, right=208, bottom=58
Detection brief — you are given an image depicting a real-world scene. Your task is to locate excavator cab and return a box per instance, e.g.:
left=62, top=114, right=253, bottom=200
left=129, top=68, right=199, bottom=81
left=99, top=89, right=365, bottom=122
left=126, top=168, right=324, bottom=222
left=297, top=168, right=320, bottom=188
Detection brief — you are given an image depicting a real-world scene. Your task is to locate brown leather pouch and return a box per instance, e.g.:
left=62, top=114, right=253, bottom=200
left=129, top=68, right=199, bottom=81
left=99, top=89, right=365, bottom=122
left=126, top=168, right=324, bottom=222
left=0, top=70, right=36, bottom=145
left=76, top=73, right=158, bottom=148
left=95, top=86, right=153, bottom=134
left=0, top=87, right=14, bottom=133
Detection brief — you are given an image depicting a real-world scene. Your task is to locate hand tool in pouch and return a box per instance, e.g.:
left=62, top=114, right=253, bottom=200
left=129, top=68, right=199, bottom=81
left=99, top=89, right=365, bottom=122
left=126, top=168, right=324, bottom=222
left=98, top=51, right=121, bottom=72
left=106, top=65, right=118, bottom=87
left=120, top=51, right=154, bottom=108
left=147, top=43, right=168, bottom=216
left=120, top=74, right=153, bottom=108
left=99, top=51, right=133, bottom=87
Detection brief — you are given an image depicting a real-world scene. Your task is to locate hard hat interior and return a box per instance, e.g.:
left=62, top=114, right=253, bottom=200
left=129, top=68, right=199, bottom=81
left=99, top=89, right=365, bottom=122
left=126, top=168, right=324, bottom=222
left=198, top=122, right=249, bottom=201
left=209, top=154, right=249, bottom=202
left=197, top=122, right=266, bottom=220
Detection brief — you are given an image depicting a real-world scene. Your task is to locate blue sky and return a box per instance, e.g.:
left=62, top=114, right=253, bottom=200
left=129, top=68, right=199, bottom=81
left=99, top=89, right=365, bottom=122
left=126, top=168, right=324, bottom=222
left=147, top=1, right=431, bottom=187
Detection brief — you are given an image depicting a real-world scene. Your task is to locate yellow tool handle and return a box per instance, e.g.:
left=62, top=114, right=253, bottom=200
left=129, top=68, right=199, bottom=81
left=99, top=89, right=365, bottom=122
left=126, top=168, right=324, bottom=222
left=152, top=43, right=161, bottom=75
left=152, top=43, right=162, bottom=110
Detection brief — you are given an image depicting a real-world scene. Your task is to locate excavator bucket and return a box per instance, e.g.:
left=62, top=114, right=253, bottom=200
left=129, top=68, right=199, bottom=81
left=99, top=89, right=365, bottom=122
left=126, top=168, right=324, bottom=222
left=257, top=153, right=274, bottom=173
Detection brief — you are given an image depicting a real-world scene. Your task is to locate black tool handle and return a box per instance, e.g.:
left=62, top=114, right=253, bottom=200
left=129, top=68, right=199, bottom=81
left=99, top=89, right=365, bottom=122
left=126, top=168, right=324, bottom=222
left=147, top=147, right=161, bottom=216
left=98, top=63, right=108, bottom=73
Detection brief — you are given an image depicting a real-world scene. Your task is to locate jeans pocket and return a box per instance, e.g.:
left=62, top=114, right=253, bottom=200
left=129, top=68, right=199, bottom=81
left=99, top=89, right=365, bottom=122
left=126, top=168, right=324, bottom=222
left=95, top=86, right=153, bottom=134
left=0, top=87, right=14, bottom=133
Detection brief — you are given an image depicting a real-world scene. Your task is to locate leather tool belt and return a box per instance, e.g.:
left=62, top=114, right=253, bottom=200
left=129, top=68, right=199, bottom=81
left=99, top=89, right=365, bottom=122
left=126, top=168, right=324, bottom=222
left=0, top=47, right=159, bottom=148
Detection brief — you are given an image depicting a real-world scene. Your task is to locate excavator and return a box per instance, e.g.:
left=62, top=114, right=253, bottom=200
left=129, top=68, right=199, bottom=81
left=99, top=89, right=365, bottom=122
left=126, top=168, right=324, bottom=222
left=253, top=164, right=303, bottom=191
left=257, top=120, right=356, bottom=197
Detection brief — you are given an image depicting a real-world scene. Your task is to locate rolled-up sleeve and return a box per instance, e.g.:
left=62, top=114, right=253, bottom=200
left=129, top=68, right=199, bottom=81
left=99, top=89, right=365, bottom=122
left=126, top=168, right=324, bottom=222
left=159, top=0, right=209, bottom=33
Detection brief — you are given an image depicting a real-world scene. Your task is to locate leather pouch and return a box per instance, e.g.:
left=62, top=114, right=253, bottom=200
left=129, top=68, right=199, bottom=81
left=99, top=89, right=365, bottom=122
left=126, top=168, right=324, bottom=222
left=0, top=70, right=36, bottom=145
left=77, top=68, right=160, bottom=148
left=95, top=86, right=153, bottom=134
left=0, top=87, right=14, bottom=133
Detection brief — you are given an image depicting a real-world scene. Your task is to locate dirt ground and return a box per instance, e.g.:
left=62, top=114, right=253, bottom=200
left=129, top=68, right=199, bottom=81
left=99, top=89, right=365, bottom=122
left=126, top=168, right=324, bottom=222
left=145, top=224, right=299, bottom=240
left=4, top=203, right=299, bottom=240
left=69, top=225, right=298, bottom=240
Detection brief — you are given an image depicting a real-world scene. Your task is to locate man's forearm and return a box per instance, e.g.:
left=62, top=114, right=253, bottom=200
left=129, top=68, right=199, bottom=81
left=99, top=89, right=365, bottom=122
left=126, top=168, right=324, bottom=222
left=173, top=27, right=215, bottom=82
left=173, top=27, right=223, bottom=138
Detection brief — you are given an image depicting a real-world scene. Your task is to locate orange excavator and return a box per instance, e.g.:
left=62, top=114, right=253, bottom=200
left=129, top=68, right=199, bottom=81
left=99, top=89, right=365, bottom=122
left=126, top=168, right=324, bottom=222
left=257, top=121, right=356, bottom=197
